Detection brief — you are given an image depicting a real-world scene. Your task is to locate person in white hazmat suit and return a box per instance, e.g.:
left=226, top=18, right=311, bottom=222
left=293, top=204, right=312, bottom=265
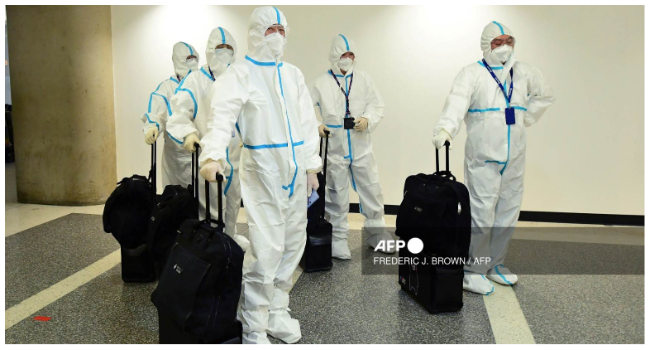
left=166, top=28, right=249, bottom=250
left=310, top=34, right=394, bottom=260
left=198, top=6, right=321, bottom=344
left=432, top=21, right=554, bottom=295
left=141, top=42, right=198, bottom=187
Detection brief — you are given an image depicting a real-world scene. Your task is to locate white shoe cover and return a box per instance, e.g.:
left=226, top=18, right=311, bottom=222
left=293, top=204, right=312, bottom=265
left=332, top=239, right=351, bottom=260
left=267, top=309, right=301, bottom=344
left=487, top=265, right=518, bottom=285
left=463, top=272, right=495, bottom=295
left=366, top=230, right=396, bottom=254
left=242, top=331, right=271, bottom=344
left=233, top=234, right=250, bottom=252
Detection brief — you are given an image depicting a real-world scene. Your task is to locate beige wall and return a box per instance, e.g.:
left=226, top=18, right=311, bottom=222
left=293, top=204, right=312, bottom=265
left=8, top=5, right=117, bottom=205
left=112, top=5, right=644, bottom=215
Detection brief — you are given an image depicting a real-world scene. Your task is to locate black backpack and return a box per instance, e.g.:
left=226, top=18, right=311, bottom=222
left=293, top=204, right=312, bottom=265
left=103, top=143, right=157, bottom=282
left=302, top=130, right=333, bottom=272
left=147, top=151, right=200, bottom=277
left=151, top=171, right=244, bottom=344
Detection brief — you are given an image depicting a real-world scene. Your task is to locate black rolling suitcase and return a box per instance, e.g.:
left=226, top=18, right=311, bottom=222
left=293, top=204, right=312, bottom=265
left=147, top=146, right=200, bottom=277
left=103, top=143, right=157, bottom=283
left=396, top=142, right=471, bottom=313
left=301, top=130, right=333, bottom=272
left=151, top=171, right=244, bottom=344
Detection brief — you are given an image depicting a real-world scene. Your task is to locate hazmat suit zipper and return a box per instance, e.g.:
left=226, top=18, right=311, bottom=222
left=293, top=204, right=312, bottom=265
left=275, top=63, right=299, bottom=198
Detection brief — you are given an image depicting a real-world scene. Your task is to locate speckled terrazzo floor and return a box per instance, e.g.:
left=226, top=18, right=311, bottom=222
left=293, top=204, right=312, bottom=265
left=5, top=214, right=120, bottom=309
left=285, top=228, right=494, bottom=344
left=4, top=212, right=645, bottom=344
left=514, top=274, right=644, bottom=344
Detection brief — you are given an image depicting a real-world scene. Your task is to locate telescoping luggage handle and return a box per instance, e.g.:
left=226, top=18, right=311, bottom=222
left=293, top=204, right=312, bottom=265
left=150, top=142, right=157, bottom=204
left=318, top=130, right=330, bottom=218
left=435, top=141, right=455, bottom=181
left=191, top=143, right=200, bottom=196
left=194, top=143, right=224, bottom=227
left=204, top=174, right=224, bottom=225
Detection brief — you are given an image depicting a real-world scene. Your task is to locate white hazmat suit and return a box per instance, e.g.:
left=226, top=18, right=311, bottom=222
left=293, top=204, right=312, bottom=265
left=199, top=7, right=321, bottom=344
left=166, top=28, right=248, bottom=248
left=433, top=21, right=554, bottom=294
left=141, top=42, right=198, bottom=187
left=310, top=34, right=393, bottom=259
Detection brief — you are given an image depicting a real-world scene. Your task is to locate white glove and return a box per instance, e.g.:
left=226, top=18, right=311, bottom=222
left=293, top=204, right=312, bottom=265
left=353, top=117, right=369, bottom=132
left=200, top=159, right=225, bottom=182
left=432, top=129, right=452, bottom=150
left=307, top=172, right=319, bottom=196
left=183, top=133, right=200, bottom=153
left=144, top=127, right=159, bottom=145
left=318, top=124, right=330, bottom=138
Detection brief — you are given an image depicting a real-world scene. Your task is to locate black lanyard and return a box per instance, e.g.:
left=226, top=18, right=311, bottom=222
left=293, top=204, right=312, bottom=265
left=329, top=70, right=354, bottom=117
left=482, top=59, right=513, bottom=106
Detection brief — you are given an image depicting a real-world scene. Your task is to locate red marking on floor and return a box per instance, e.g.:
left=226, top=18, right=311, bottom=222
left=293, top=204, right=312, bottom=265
left=33, top=316, right=51, bottom=322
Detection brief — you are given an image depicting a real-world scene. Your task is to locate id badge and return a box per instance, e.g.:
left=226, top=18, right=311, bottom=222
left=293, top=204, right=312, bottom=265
left=505, top=107, right=515, bottom=125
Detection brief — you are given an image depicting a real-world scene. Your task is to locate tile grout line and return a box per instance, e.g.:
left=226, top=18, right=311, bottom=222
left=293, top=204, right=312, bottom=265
left=5, top=249, right=121, bottom=330
left=483, top=284, right=536, bottom=344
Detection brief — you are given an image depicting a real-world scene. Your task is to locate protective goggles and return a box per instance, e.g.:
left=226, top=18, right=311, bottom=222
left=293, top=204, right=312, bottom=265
left=491, top=36, right=516, bottom=47
left=266, top=24, right=287, bottom=36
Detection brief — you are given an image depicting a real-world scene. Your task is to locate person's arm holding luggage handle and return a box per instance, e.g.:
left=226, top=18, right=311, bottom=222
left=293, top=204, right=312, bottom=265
left=168, top=75, right=201, bottom=152
left=432, top=67, right=475, bottom=149
left=142, top=82, right=170, bottom=145
left=297, top=69, right=322, bottom=195
left=200, top=63, right=248, bottom=182
left=309, top=79, right=330, bottom=139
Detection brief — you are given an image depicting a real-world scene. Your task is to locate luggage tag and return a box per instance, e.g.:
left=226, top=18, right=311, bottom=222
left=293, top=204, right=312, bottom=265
left=505, top=107, right=515, bottom=125
left=307, top=189, right=319, bottom=208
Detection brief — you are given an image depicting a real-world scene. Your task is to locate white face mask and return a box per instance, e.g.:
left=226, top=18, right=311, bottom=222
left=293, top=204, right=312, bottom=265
left=264, top=32, right=286, bottom=58
left=209, top=48, right=234, bottom=76
left=178, top=58, right=198, bottom=77
left=338, top=57, right=354, bottom=72
left=214, top=49, right=233, bottom=65
left=492, top=45, right=513, bottom=64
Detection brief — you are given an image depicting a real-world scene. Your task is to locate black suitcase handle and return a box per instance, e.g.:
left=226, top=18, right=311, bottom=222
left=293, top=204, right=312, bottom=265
left=199, top=142, right=224, bottom=226
left=191, top=142, right=200, bottom=218
left=204, top=175, right=224, bottom=224
left=435, top=141, right=455, bottom=181
left=150, top=142, right=157, bottom=204
left=318, top=129, right=330, bottom=219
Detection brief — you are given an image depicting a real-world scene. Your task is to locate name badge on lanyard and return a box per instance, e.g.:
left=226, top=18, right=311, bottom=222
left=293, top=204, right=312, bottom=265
left=482, top=59, right=515, bottom=125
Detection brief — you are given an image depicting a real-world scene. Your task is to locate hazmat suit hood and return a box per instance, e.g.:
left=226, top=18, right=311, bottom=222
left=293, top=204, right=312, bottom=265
left=481, top=21, right=517, bottom=77
left=247, top=6, right=289, bottom=63
left=329, top=34, right=357, bottom=76
left=205, top=27, right=238, bottom=78
left=172, top=41, right=199, bottom=78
